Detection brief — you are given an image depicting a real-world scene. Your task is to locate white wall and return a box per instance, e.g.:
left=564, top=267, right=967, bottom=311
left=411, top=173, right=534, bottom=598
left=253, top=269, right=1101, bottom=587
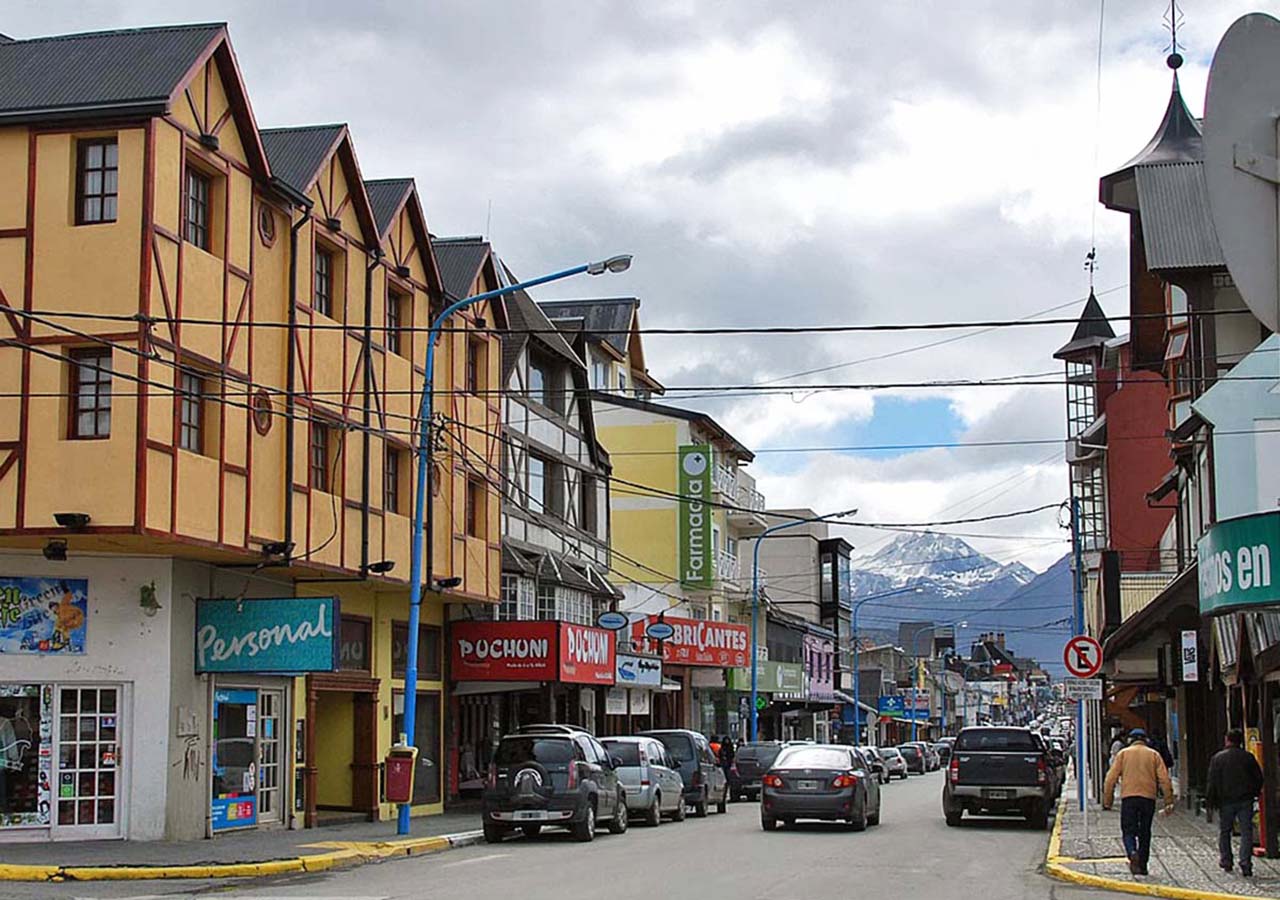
left=0, top=552, right=174, bottom=841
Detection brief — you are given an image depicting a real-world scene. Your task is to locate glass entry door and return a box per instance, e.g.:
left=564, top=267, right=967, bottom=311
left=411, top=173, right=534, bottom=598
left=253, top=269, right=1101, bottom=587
left=257, top=689, right=283, bottom=824
left=55, top=686, right=122, bottom=839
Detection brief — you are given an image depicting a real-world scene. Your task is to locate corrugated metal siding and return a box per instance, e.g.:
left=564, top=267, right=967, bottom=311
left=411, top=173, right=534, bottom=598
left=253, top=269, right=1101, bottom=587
left=365, top=178, right=412, bottom=237
left=0, top=25, right=222, bottom=117
left=1119, top=571, right=1178, bottom=622
left=1135, top=162, right=1226, bottom=270
left=260, top=125, right=344, bottom=196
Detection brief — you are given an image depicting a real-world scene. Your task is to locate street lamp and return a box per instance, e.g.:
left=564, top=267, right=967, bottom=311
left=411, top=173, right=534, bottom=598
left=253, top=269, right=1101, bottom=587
left=850, top=585, right=921, bottom=744
left=749, top=507, right=857, bottom=741
left=398, top=253, right=631, bottom=835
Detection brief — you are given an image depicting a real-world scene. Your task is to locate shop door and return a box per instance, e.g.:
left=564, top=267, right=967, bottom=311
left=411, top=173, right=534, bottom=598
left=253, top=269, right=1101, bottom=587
left=257, top=689, right=284, bottom=825
left=55, top=686, right=122, bottom=839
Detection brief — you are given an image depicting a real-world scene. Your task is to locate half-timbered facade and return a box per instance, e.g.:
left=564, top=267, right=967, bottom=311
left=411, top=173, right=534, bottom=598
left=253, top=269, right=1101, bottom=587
left=0, top=23, right=499, bottom=841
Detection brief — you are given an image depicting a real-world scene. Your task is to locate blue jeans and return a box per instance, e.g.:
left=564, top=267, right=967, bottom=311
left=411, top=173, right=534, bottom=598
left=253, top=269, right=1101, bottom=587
left=1218, top=800, right=1254, bottom=874
left=1120, top=797, right=1156, bottom=868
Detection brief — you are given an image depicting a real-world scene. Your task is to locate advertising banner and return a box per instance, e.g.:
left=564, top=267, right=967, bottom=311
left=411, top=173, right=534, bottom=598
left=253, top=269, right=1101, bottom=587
left=196, top=597, right=338, bottom=673
left=616, top=652, right=662, bottom=687
left=726, top=661, right=804, bottom=693
left=1198, top=510, right=1280, bottom=614
left=558, top=622, right=616, bottom=685
left=678, top=445, right=714, bottom=588
left=451, top=620, right=558, bottom=681
left=605, top=687, right=627, bottom=716
left=629, top=615, right=750, bottom=668
left=1181, top=629, right=1199, bottom=682
left=0, top=577, right=88, bottom=655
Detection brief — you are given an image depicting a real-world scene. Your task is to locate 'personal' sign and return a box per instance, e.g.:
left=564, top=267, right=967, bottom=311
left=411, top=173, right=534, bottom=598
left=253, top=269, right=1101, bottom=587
left=196, top=597, right=339, bottom=673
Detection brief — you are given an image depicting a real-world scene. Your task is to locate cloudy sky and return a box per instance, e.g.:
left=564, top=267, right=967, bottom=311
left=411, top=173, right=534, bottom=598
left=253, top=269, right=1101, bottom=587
left=14, top=0, right=1273, bottom=572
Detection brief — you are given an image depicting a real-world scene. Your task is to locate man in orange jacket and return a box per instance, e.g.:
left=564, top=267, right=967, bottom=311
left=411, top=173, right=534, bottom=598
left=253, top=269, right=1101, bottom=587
left=1103, top=728, right=1174, bottom=876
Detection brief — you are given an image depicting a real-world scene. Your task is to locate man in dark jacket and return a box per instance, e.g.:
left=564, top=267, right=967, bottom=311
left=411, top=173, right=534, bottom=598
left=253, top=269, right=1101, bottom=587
left=1206, top=729, right=1264, bottom=877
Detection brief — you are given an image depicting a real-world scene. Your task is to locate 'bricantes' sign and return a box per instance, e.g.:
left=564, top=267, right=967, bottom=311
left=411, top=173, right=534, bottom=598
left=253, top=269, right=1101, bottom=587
left=451, top=620, right=615, bottom=684
left=1197, top=510, right=1280, bottom=615
left=630, top=615, right=750, bottom=668
left=678, top=444, right=714, bottom=588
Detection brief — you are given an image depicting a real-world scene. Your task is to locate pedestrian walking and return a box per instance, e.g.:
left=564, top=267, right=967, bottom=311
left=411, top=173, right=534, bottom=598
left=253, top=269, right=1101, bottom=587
left=1102, top=728, right=1174, bottom=876
left=1109, top=729, right=1126, bottom=766
left=1206, top=728, right=1264, bottom=878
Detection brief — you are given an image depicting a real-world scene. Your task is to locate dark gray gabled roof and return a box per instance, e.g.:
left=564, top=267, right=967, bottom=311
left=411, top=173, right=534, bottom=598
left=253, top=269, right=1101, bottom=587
left=365, top=178, right=413, bottom=239
left=1133, top=163, right=1225, bottom=270
left=502, top=287, right=583, bottom=377
left=431, top=236, right=490, bottom=300
left=259, top=124, right=345, bottom=197
left=538, top=298, right=638, bottom=356
left=0, top=23, right=225, bottom=122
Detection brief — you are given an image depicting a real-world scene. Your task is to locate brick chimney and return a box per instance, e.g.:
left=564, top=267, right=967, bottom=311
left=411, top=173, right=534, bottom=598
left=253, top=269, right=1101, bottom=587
left=996, top=632, right=1006, bottom=649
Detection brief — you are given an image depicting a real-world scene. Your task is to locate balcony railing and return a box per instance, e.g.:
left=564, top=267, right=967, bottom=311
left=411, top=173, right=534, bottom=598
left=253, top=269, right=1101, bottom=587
left=712, top=463, right=737, bottom=497
left=716, top=549, right=740, bottom=582
left=735, top=483, right=765, bottom=512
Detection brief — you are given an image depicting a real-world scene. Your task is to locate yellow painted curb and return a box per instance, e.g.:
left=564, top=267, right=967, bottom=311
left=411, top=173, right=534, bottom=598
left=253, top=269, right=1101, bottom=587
left=0, top=833, right=466, bottom=882
left=1044, top=793, right=1261, bottom=900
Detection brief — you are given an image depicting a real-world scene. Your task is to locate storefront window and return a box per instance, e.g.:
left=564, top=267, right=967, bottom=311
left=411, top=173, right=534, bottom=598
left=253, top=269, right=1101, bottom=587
left=211, top=689, right=258, bottom=831
left=391, top=691, right=440, bottom=804
left=339, top=616, right=371, bottom=673
left=0, top=684, right=51, bottom=828
left=391, top=623, right=441, bottom=679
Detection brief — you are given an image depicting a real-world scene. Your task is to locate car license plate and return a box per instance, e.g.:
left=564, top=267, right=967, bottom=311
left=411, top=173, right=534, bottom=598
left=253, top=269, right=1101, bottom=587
left=983, top=789, right=1012, bottom=800
left=797, top=780, right=820, bottom=791
left=513, top=810, right=548, bottom=821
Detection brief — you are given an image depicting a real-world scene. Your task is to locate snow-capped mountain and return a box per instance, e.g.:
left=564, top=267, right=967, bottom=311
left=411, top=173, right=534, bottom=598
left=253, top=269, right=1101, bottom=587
left=850, top=532, right=1035, bottom=602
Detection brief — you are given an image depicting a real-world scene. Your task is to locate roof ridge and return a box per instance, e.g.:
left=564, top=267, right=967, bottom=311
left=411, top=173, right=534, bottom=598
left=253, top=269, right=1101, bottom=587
left=432, top=235, right=486, bottom=244
left=3, top=22, right=225, bottom=46
left=539, top=297, right=638, bottom=305
left=365, top=176, right=414, bottom=185
left=260, top=123, right=346, bottom=134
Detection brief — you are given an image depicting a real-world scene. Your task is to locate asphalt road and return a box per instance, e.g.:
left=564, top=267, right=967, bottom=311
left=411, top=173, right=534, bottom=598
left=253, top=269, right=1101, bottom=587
left=5, top=771, right=1128, bottom=900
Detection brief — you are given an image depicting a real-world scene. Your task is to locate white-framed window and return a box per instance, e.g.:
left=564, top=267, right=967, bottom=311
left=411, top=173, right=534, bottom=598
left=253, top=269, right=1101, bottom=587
left=616, top=370, right=627, bottom=394
left=591, top=359, right=608, bottom=390
left=498, top=575, right=537, bottom=621
left=537, top=582, right=557, bottom=621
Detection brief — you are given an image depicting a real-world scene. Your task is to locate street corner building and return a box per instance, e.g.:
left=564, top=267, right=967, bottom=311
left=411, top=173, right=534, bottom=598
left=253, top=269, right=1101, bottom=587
left=0, top=23, right=503, bottom=841
left=1062, top=25, right=1280, bottom=860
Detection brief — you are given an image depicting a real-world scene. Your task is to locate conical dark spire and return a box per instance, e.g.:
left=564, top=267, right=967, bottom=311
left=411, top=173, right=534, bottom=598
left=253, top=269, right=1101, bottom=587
left=1054, top=291, right=1115, bottom=360
left=1113, top=73, right=1202, bottom=171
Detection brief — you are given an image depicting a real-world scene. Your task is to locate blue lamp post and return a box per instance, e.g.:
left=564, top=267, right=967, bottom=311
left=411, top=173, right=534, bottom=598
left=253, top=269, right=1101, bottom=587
left=749, top=508, right=857, bottom=742
left=850, top=585, right=920, bottom=744
left=398, top=253, right=632, bottom=835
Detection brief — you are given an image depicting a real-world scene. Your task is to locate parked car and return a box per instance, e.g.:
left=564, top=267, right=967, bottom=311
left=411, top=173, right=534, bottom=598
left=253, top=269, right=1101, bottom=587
left=600, top=736, right=686, bottom=826
left=1039, top=734, right=1067, bottom=799
left=515, top=723, right=591, bottom=736
left=897, top=744, right=926, bottom=774
left=482, top=732, right=629, bottom=843
left=943, top=726, right=1055, bottom=829
left=641, top=729, right=728, bottom=817
left=856, top=746, right=889, bottom=784
left=760, top=743, right=882, bottom=831
left=933, top=741, right=953, bottom=764
left=729, top=741, right=783, bottom=802
left=878, top=747, right=909, bottom=780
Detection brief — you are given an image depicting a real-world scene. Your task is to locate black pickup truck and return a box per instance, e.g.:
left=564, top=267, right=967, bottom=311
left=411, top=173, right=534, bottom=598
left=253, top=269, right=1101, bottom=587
left=942, top=726, right=1054, bottom=829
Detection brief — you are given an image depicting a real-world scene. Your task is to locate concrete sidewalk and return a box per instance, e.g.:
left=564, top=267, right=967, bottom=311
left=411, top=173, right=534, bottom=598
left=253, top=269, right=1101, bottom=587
left=0, top=812, right=483, bottom=881
left=1047, top=784, right=1280, bottom=900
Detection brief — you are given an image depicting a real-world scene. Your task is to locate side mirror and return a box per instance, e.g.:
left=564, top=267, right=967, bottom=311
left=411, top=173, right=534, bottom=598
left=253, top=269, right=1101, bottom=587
left=610, top=755, right=625, bottom=770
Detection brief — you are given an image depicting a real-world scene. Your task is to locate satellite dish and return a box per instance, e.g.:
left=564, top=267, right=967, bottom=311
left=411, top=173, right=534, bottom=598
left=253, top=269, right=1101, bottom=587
left=1204, top=12, right=1280, bottom=333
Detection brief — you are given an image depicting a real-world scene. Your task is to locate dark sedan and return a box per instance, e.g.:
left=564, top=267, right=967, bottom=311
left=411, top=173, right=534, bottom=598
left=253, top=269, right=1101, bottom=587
left=760, top=744, right=882, bottom=831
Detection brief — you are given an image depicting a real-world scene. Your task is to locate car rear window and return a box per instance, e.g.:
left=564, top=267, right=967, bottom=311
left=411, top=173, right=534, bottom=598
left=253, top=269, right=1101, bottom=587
left=737, top=743, right=782, bottom=764
left=878, top=748, right=899, bottom=759
left=495, top=737, right=576, bottom=765
left=899, top=746, right=920, bottom=757
left=954, top=729, right=1040, bottom=752
left=601, top=741, right=641, bottom=766
left=651, top=734, right=695, bottom=762
left=774, top=747, right=853, bottom=770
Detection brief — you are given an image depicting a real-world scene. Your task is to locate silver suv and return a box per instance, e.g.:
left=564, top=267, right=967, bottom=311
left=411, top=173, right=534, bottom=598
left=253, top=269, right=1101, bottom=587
left=601, top=736, right=686, bottom=825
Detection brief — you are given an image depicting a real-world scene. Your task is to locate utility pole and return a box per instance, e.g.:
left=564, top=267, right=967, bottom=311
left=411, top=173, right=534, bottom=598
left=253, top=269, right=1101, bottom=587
left=1069, top=498, right=1089, bottom=827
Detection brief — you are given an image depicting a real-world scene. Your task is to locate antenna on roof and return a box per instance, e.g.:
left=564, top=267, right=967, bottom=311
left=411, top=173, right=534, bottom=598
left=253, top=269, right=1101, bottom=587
left=1163, top=0, right=1185, bottom=70
left=485, top=199, right=493, bottom=242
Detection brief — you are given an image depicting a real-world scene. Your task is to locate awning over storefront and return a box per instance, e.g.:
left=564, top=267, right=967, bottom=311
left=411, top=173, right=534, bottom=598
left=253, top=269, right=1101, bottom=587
left=502, top=540, right=623, bottom=600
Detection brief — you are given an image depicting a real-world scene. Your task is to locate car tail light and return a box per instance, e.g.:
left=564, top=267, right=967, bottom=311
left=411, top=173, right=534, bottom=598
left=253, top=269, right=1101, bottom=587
left=567, top=763, right=578, bottom=790
left=832, top=773, right=859, bottom=789
left=762, top=774, right=784, bottom=788
left=691, top=769, right=703, bottom=787
left=1037, top=758, right=1048, bottom=785
left=487, top=764, right=497, bottom=789
left=730, top=764, right=739, bottom=777
left=949, top=757, right=960, bottom=784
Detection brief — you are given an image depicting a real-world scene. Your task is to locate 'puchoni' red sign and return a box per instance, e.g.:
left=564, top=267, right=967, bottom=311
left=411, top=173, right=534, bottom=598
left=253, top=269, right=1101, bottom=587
left=630, top=616, right=750, bottom=668
left=451, top=621, right=557, bottom=681
left=558, top=622, right=616, bottom=684
left=450, top=620, right=617, bottom=684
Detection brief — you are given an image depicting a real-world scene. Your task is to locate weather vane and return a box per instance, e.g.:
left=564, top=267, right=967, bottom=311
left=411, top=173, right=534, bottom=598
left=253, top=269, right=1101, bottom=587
left=1163, top=0, right=1185, bottom=69
left=1084, top=247, right=1098, bottom=289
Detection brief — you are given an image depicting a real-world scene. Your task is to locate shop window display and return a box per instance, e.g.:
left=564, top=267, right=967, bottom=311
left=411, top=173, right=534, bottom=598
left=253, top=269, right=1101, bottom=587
left=0, top=684, right=52, bottom=828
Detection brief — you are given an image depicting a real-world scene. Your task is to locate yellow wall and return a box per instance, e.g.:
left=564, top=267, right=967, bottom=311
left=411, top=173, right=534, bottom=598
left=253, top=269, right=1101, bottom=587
left=313, top=691, right=354, bottom=807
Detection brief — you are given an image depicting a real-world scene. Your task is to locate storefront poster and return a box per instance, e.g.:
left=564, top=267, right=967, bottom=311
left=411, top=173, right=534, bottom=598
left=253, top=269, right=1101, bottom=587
left=0, top=684, right=52, bottom=828
left=558, top=623, right=615, bottom=685
left=1197, top=510, right=1280, bottom=614
left=196, top=597, right=338, bottom=673
left=0, top=578, right=88, bottom=655
left=629, top=615, right=750, bottom=668
left=678, top=445, right=714, bottom=588
left=451, top=621, right=558, bottom=681
left=726, top=661, right=804, bottom=693
left=616, top=652, right=662, bottom=687
left=629, top=689, right=651, bottom=716
left=605, top=687, right=627, bottom=716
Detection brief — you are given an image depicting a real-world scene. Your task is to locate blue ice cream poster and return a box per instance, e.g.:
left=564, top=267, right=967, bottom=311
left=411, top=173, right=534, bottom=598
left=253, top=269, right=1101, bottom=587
left=0, top=578, right=89, bottom=655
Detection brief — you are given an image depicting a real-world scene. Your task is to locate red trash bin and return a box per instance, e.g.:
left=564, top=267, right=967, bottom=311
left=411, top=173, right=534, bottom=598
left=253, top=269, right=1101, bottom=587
left=385, top=745, right=419, bottom=804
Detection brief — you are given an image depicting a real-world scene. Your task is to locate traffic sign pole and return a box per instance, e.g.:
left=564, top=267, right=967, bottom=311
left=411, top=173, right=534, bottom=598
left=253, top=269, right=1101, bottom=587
left=1069, top=500, right=1088, bottom=821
